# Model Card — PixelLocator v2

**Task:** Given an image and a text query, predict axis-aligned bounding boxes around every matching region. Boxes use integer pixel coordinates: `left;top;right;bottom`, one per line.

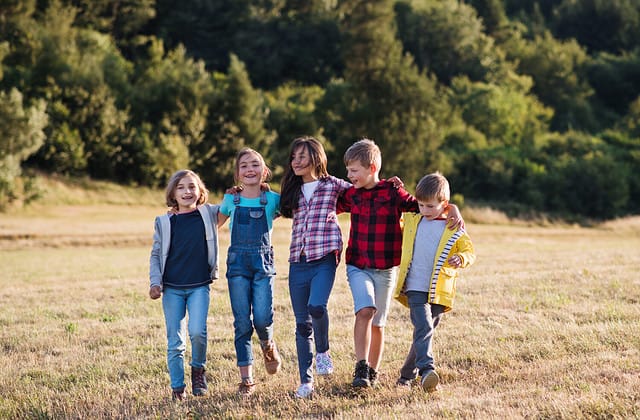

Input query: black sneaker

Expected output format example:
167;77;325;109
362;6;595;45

369;367;379;388
352;360;371;388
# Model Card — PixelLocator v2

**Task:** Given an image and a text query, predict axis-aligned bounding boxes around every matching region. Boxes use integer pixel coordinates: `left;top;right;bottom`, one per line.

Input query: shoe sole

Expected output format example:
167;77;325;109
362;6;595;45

352;379;370;388
421;371;439;392
265;363;281;374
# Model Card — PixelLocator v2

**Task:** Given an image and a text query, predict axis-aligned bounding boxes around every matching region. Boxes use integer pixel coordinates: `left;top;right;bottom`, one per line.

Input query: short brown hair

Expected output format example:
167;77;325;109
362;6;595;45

415;172;450;202
344;138;382;171
165;169;209;208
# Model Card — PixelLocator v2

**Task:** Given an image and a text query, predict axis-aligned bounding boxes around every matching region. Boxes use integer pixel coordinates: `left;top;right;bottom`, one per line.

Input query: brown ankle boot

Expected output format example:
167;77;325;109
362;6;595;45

261;340;282;374
191;366;207;396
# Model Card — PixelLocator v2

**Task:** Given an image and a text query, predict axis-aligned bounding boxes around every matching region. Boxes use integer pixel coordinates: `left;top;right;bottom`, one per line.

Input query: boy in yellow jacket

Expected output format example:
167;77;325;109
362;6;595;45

392;172;475;392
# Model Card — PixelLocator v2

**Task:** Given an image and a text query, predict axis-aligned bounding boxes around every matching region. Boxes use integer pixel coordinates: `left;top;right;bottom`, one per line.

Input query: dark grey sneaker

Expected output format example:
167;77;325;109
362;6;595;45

352;360;371;388
396;376;414;388
172;387;186;401
421;370;439;392
191;366;207;396
369;367;379;388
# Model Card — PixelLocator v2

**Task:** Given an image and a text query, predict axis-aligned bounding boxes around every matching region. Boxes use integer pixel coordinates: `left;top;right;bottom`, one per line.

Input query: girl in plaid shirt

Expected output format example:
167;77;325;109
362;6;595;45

279;136;351;398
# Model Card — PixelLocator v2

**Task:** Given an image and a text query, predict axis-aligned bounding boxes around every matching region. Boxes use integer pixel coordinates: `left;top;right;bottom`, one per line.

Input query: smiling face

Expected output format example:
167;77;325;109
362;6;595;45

173;174;201;212
291;145;316;182
237;150;267;187
346;160;377;189
418;197;448;220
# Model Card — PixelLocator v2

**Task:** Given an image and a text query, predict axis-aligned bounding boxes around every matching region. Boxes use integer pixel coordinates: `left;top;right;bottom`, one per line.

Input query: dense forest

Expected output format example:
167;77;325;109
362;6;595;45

1;0;639;219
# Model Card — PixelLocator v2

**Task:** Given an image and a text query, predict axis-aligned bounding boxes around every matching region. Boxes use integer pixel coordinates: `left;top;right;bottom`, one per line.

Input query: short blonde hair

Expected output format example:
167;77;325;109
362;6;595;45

165;169;209;208
344;138;382;171
415;172;450;202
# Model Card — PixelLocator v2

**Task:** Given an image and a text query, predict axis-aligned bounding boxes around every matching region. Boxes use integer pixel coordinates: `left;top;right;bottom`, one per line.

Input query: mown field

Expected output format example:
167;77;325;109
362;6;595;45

1;180;639;419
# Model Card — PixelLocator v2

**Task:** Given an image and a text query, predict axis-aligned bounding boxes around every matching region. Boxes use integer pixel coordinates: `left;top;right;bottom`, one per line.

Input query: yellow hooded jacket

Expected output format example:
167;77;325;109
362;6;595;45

393;213;476;312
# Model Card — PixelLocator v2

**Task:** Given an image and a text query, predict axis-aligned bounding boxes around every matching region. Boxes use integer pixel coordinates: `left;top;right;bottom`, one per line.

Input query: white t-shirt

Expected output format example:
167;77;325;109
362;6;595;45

302;180;320;202
404;219;447;293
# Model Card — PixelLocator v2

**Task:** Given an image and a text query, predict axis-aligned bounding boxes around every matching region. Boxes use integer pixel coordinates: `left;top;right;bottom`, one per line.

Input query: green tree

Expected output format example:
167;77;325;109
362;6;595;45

585;50;640;119
395;0;513;85
540;132;631;219
0;88;48;205
464;0;508;34
195;54;272;189
553;0;640;53
499;28;597;132
318;0;449;185
130;39;212;185
450;75;553;149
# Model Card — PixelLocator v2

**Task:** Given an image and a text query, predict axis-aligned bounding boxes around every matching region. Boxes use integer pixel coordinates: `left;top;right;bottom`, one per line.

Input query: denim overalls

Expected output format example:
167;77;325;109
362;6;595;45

226;192;276;367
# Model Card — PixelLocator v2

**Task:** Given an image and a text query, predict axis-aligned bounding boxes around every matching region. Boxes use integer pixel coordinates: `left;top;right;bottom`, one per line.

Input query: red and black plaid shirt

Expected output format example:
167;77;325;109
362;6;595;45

337;181;418;269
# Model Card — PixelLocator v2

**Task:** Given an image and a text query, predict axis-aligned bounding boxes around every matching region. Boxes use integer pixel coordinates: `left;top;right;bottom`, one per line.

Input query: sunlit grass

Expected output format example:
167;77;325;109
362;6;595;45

1;178;639;418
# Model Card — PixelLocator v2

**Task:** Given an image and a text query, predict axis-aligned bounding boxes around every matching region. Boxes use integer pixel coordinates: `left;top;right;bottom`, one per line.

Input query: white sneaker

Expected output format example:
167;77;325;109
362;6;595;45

315;351;334;375
295;382;314;398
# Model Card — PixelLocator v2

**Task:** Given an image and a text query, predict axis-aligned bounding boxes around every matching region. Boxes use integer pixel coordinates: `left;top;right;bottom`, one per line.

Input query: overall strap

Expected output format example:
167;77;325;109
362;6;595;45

259;191;267;206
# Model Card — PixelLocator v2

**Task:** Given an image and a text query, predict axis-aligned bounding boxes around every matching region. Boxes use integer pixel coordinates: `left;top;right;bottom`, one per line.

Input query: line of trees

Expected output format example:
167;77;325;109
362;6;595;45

1;0;639;219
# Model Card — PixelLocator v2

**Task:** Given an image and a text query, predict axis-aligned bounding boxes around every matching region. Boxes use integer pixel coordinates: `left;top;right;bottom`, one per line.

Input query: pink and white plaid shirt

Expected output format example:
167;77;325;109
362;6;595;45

288;175;352;263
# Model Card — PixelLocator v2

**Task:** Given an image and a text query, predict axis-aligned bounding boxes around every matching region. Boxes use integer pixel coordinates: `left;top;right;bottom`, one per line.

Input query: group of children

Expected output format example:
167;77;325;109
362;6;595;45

148;137;476;400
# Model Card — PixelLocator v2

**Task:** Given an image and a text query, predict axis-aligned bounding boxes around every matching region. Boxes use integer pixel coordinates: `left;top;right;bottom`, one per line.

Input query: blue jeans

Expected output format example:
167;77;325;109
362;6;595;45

162;285;210;390
401;292;446;379
289;253;337;384
227;249;275;366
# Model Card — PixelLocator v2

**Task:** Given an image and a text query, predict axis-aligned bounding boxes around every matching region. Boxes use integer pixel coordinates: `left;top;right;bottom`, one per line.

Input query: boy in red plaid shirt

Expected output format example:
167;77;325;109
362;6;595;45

337;138;462;388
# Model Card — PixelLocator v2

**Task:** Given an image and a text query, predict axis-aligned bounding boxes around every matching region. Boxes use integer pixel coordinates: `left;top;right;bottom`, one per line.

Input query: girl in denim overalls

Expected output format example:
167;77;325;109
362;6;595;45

218;148;281;396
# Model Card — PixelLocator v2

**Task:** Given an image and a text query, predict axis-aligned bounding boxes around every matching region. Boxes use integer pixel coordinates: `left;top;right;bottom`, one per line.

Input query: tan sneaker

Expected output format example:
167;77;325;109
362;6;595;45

237;378;256;396
261;340;282;374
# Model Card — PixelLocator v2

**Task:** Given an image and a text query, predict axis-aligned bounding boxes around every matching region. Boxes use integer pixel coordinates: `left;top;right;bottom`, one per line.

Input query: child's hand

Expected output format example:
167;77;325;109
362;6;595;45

149;285;162;300
447;255;462;268
225;185;242;194
446;204;465;230
387;176;404;189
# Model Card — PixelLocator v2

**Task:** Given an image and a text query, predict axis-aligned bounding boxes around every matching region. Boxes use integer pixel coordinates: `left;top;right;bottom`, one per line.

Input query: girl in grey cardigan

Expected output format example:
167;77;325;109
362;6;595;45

149;169;221;401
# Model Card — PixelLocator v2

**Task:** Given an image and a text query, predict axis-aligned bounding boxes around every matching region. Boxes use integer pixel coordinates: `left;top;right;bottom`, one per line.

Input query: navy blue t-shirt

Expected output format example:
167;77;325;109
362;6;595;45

163;210;211;289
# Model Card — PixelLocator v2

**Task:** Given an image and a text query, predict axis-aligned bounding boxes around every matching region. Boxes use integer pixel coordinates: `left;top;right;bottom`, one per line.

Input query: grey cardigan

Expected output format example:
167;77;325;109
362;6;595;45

149;204;220;289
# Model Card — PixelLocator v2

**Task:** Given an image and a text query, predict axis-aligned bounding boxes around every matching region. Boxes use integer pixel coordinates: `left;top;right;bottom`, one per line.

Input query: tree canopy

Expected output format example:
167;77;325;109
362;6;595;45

1;0;639;219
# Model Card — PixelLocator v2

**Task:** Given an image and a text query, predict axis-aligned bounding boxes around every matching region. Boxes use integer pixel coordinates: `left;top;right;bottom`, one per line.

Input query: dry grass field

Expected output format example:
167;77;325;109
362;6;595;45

1;179;639;419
